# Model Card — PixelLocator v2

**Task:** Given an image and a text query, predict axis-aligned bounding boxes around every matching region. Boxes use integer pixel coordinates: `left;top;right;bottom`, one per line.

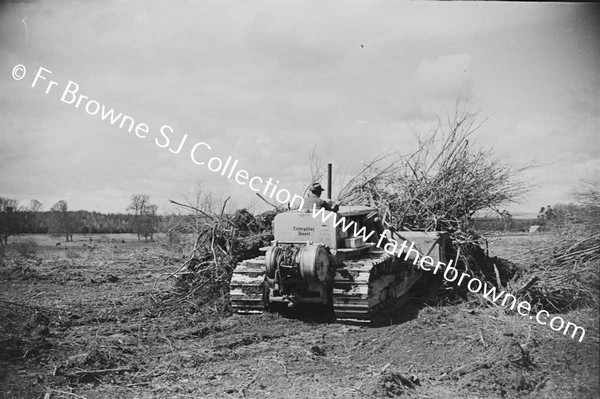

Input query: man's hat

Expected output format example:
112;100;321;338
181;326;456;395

310;183;324;193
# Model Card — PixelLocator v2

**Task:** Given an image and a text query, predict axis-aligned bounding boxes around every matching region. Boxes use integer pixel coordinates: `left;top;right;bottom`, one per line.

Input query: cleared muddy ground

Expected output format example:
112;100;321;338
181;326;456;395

1;234;598;398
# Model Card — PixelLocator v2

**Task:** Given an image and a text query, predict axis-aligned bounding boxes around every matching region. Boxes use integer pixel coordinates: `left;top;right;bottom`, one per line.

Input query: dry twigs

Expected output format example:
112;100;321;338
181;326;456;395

337;103;529;235
514;178;600;312
336;102;528;292
166;197;276;315
516;232;599;312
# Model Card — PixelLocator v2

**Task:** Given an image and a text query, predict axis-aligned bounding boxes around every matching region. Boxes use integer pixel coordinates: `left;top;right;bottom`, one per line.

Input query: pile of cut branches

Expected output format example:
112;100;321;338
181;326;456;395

516;233;600;311
516;179;600;312
336;102;529;291
338;104;528;234
164;199;275;316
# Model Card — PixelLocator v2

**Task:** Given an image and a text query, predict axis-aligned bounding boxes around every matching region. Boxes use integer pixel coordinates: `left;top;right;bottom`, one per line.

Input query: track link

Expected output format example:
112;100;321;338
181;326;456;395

230;256;266;313
332;250;420;320
232;249;423;320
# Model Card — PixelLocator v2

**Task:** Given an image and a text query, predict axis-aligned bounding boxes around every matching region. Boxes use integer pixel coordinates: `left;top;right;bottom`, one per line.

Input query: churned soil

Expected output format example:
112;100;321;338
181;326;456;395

1;234;598;398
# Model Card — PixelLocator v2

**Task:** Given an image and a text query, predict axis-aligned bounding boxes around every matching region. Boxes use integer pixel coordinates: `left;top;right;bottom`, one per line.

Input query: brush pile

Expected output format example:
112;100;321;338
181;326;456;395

517;234;599;311
334;102;599;311
165;199;275;316
515;180;600;312
336;103;528;293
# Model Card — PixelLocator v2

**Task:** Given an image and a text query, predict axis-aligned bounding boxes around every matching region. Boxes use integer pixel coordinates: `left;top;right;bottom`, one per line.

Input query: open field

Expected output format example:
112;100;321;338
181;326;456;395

1;233;598;399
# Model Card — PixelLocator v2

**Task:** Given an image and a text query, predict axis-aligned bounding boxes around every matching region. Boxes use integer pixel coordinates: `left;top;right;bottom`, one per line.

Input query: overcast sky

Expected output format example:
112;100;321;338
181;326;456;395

1;1;598;215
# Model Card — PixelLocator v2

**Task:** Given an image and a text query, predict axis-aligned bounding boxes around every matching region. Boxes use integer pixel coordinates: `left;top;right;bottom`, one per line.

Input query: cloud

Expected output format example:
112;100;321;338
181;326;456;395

569;85;600;118
570;100;600;118
245;11;345;70
414;54;474;97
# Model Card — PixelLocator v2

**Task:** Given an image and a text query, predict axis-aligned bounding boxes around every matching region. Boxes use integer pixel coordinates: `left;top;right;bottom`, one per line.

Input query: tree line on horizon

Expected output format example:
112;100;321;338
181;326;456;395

2;194;595;245
0;195;161;244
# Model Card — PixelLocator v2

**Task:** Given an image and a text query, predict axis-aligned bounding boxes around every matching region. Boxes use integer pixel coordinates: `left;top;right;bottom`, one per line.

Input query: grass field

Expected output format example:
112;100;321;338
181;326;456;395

1;233;598;398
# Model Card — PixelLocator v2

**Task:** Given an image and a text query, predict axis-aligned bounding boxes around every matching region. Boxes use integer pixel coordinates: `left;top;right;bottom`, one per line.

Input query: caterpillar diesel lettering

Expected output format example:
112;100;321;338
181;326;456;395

230;165;447;321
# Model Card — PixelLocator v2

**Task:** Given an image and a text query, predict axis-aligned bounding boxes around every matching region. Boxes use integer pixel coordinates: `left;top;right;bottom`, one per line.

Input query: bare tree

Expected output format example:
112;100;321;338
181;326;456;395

128;194;148;241
500;209;512;233
0;197;21;245
128;194;158;241
29;199;43;212
141;204;158;241
572;176;600;233
573;176;600;208
183;182;226;233
50;200;75;242
160;182;236;253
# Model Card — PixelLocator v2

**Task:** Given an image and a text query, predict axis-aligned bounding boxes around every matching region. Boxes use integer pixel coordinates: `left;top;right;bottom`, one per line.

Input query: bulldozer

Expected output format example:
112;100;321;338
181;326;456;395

230;166;447;321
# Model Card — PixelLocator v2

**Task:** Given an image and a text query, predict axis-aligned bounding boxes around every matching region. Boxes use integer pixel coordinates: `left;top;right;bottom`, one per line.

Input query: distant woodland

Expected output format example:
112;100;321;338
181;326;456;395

0;195;160;243
1;209;142;236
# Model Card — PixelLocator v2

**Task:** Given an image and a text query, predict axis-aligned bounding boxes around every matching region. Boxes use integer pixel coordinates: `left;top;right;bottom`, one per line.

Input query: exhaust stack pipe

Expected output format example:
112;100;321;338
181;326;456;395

327;163;332;200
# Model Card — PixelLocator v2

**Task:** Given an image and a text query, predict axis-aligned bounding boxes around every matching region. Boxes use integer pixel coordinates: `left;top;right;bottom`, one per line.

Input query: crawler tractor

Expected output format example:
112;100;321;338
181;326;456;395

230;179;447;320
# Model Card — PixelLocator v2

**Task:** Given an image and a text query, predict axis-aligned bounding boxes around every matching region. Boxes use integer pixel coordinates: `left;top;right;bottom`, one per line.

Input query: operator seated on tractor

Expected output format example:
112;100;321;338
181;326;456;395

300;182;386;245
301;182;340;213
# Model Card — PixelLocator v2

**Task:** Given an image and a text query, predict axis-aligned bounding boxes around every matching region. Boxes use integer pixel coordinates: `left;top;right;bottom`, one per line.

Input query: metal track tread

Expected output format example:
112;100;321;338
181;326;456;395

332;250;419;321
230;256;267;313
